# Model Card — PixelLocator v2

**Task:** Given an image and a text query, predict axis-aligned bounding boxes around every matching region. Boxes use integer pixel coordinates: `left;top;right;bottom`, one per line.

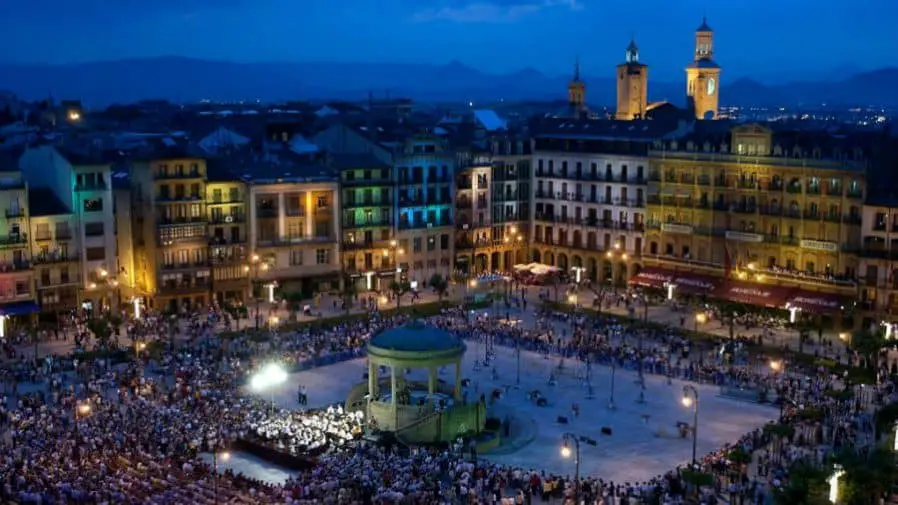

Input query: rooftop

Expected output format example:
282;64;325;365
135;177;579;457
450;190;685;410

328;152;390;170
369;322;463;353
534;118;679;141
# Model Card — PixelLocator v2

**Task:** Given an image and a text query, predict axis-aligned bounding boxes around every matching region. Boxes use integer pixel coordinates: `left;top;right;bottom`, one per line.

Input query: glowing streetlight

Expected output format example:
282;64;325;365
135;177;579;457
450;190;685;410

769;360;783;372
828;465;843;503
560;433;580;504
250;363;288;413
694;312;707;332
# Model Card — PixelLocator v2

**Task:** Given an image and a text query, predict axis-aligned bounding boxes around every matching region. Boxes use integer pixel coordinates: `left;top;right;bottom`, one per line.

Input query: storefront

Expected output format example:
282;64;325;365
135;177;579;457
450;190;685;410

786;290;851;315
712;280;793;308
629;267;674;290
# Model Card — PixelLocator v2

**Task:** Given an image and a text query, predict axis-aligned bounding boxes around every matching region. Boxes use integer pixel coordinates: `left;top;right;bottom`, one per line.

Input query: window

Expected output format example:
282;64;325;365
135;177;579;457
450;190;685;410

316;249;329;264
83;198;103;212
35;223;50;240
440;234;449;250
86;247;105;261
212;189;222;203
290;249;304;266
85;222;104;236
427;236;435;252
15;281;28;296
317;195;329;208
190;204;202;218
413;237;422;253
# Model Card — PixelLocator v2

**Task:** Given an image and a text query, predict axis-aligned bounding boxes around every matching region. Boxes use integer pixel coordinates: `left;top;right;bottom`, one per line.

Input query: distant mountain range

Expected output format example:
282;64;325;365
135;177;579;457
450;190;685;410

1;57;897;108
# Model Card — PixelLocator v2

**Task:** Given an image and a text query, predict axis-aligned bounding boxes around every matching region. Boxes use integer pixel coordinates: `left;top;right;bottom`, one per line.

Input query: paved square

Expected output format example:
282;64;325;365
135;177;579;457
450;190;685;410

251;342;777;483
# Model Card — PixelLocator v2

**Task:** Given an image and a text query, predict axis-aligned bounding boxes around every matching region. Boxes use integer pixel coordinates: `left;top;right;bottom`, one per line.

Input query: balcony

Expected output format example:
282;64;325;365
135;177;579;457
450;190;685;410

157;217;207;226
398;197;425;207
208;235;246;246
345;199;389;209
769;180;784;191
34;233;52;242
211;254;247;266
33;253;78;265
210;214;245;224
341;240;391;251
397;218;452;230
256;235;334;247
155;170;202;180
5;208;25;219
826;186;843;197
343;219;392;228
208;197;243;206
785;184;802;194
257;208;279;218
0;260;31;272
806;185;821;195
735;180;759;190
156;193;202;203
161;261;211;271
0;233;28;248
803;209;820;220
159;280;211;294
56;230;73;240
847;187;863;199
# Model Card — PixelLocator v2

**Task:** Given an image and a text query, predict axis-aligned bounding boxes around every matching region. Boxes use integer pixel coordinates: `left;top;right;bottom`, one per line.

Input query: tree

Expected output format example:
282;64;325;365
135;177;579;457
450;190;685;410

773;460;831;505
341;274;356;314
284;292;304;321
87;317;114;349
389;281;411;309
429;274;449;305
835;447;898;505
850;328;885;370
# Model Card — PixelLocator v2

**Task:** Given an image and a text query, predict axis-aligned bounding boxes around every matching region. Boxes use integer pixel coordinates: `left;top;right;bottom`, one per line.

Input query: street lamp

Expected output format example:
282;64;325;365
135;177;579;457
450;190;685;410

694;312;707;333
212;448;231;505
244;255;270;330
74;402;91;439
250;362;288;413
560;433;581;504
681;385;699;467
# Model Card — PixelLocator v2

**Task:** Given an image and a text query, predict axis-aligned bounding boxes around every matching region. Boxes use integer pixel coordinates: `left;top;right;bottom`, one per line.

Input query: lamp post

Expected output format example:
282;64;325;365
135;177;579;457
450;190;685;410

74;402;91;436
608;358;617;410
250;362;288;414
560;433;581;504
212;448;231;505
383;240;404;284
604;242;629;288
681;385;699;467
244;254;270;331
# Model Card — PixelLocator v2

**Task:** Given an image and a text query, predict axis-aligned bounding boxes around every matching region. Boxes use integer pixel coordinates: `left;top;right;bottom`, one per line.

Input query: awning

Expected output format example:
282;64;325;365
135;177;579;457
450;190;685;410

673;272;721;295
712;281;792;308
629;267;675;289
787;290;850;314
0;301;39;316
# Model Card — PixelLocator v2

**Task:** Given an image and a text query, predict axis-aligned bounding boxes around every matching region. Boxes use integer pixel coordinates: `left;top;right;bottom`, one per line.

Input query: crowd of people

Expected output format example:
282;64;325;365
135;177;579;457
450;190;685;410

0;294;889;504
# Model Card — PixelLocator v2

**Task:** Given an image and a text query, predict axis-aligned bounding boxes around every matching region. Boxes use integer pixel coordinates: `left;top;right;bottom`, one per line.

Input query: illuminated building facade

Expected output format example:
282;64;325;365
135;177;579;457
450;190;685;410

205;164;249;304
645;123;866;317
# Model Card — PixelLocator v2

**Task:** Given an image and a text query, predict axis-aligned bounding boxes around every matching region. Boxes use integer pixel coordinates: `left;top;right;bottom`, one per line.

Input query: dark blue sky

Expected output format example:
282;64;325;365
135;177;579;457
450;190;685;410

1;0;895;82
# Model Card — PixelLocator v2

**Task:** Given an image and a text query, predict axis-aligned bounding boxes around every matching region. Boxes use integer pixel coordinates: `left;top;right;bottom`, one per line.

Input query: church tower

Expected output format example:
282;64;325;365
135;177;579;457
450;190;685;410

567;58;587;117
685;16;721;119
615;39;648;120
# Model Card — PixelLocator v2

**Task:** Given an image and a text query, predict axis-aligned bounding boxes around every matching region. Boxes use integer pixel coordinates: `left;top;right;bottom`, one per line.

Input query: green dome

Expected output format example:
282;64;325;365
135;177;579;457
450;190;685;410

369;322;462;353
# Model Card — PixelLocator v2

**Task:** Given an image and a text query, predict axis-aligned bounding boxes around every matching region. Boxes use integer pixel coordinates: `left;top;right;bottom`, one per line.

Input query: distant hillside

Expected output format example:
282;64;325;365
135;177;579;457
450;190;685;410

1;57;896;107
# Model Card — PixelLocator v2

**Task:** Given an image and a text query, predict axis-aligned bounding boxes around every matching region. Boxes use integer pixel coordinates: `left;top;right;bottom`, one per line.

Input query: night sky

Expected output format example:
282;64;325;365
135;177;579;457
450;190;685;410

1;0;895;81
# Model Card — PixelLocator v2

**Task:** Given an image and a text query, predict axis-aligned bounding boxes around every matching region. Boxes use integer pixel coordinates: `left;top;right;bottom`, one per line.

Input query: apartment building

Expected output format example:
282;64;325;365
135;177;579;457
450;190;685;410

206;162;249;304
394;131;455;284
857;198;898;328
489;135;532;267
20;145;120;313
645;123;865;318
248;164;341;297
0;152;37;322
130;149;211;313
531;119;672;286
29;187;79;314
333;153;396;292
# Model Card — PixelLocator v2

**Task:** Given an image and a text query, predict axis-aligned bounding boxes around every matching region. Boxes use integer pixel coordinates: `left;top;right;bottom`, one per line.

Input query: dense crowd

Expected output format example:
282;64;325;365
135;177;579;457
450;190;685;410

0;297;887;504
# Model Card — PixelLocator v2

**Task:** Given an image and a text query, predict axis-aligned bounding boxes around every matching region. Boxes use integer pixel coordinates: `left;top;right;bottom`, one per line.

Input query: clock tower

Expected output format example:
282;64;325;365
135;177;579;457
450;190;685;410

615;39;648;120
685;16;721;119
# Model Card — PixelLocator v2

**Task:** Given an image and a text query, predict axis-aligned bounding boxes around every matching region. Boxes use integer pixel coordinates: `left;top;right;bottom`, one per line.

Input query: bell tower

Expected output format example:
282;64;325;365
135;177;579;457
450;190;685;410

615;39;648;120
685;16;721;119
568;58;586;116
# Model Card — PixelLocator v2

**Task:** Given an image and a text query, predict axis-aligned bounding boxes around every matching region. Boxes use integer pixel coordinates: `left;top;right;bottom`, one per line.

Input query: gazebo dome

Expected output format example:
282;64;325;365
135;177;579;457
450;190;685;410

369;321;463;353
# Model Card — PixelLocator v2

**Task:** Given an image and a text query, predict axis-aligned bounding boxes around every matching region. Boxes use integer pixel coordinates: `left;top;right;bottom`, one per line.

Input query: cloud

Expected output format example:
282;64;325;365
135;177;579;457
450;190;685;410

412;0;582;24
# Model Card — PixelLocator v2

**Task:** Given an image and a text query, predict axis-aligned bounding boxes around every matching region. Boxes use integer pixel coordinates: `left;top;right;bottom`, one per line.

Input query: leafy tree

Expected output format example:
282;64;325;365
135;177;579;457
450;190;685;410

835;447;898;505
429;273;449;304
851;328;885;369
389;281;411;309
87;317;114;348
773;460;831;505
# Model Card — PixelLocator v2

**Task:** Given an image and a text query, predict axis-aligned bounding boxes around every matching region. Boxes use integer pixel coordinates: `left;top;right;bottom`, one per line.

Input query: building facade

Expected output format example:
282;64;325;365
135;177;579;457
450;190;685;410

531;120;667;285
249;176;341;297
30;188;80;315
334;153;397;292
0;155;36;323
206;171;249;304
645;124;864;316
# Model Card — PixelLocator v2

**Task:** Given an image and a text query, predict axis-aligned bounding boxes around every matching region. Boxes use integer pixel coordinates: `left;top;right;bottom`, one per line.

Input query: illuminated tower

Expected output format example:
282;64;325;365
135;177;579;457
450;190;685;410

615;39;648;120
685;16;721;119
568;58;587;116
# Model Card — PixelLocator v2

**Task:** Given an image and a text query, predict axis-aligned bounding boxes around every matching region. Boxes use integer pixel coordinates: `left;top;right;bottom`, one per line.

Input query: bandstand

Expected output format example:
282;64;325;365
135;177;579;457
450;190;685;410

345;321;485;443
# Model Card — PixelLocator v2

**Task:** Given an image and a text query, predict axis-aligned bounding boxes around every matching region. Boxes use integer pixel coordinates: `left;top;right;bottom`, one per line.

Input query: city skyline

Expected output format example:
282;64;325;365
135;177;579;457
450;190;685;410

0;0;896;82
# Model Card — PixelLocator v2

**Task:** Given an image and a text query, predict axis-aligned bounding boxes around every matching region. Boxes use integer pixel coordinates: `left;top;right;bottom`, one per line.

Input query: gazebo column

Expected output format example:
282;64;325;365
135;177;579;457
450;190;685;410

390;365;397;405
454;361;462;401
427;366;436;397
368;361;377;399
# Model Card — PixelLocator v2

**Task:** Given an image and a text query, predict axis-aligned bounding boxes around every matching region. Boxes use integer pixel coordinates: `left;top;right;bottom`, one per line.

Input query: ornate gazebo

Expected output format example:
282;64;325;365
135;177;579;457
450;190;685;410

345;321;485;443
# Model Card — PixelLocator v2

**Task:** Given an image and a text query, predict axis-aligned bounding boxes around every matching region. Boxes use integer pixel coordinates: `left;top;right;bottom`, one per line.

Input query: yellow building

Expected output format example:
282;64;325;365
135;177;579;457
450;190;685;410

645;124;865;316
685;17;721;120
615;40;648;120
131;150;211;313
205;164;249;304
0;154;37;325
248;165;341;297
29;188;79;314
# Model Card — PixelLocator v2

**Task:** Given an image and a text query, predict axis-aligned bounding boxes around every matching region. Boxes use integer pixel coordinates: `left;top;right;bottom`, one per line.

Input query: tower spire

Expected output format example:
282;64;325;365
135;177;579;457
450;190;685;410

573;56;581;82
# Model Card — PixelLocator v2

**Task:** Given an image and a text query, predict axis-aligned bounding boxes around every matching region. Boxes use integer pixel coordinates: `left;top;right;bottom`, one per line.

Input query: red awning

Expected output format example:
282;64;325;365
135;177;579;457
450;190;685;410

787;290;849;314
673;272;721;295
713;280;793;308
629;267;674;289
